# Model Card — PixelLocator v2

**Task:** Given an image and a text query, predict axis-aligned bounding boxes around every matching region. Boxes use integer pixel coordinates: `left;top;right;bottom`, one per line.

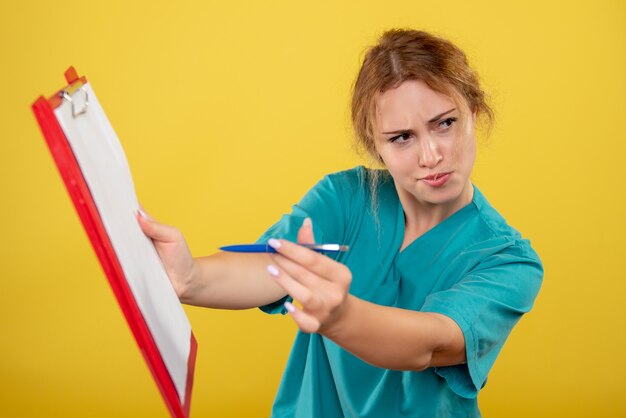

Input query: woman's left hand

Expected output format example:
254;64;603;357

266;218;352;334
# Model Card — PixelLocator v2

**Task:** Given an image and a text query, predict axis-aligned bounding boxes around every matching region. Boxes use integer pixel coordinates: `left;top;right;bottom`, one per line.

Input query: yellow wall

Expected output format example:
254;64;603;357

2;0;625;416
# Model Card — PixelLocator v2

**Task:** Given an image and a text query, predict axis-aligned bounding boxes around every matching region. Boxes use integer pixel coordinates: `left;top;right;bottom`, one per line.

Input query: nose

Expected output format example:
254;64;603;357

417;135;442;168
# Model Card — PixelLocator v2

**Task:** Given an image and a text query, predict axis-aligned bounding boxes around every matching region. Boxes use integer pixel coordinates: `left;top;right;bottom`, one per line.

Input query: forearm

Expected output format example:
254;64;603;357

322;295;466;371
181;252;287;309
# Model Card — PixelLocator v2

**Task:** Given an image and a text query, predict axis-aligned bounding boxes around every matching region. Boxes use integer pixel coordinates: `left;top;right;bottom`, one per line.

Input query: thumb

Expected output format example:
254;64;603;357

297;217;315;245
138;205;153;220
136;210;180;243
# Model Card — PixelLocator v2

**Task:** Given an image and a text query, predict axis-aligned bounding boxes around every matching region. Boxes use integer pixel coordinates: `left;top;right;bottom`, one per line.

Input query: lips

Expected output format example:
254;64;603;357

420;172;452;187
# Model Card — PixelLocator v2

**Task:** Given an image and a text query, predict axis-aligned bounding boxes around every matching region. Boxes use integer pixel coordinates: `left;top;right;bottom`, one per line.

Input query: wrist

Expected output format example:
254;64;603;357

320;294;357;340
178;257;199;304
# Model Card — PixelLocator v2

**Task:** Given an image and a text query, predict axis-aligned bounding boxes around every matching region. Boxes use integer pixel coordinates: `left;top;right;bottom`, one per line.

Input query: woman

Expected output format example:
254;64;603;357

138;29;543;417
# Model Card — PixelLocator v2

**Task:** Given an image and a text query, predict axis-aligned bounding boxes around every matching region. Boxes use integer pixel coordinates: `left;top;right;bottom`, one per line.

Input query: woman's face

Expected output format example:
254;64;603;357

373;79;476;209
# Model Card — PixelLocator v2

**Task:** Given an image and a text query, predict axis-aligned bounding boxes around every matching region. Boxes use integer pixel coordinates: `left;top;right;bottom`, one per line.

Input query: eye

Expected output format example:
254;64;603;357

389;132;411;143
436;117;457;131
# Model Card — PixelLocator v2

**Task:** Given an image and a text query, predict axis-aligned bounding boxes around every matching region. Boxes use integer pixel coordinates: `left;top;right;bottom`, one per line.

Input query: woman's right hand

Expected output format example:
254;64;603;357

136;208;196;300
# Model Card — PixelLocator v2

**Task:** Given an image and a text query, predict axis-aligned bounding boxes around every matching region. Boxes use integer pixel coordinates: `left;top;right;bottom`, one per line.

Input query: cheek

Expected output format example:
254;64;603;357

462;136;477;163
447;134;476;167
382;150;412;174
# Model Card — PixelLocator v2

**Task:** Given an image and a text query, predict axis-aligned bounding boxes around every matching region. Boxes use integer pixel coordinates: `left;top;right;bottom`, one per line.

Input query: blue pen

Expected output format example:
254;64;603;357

219;244;349;253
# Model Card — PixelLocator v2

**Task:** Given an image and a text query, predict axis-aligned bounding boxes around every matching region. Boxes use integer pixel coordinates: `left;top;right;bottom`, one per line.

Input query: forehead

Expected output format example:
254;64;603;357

374;80;457;130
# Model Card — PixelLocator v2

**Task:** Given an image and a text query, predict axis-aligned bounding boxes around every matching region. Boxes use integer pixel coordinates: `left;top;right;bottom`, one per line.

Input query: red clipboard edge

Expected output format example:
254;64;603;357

32;77;197;417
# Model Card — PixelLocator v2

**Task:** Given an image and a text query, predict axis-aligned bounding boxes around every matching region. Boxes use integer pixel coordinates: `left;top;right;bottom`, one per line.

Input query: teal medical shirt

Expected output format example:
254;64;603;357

257;166;543;418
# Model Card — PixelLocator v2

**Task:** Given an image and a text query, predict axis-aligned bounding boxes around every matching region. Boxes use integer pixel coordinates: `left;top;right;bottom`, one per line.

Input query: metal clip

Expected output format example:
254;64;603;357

60;86;89;117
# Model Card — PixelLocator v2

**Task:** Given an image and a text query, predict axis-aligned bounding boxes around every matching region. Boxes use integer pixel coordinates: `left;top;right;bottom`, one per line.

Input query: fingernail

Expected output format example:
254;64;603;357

303;217;312;228
267;265;280;277
268;238;281;249
284;301;296;313
138;208;148;219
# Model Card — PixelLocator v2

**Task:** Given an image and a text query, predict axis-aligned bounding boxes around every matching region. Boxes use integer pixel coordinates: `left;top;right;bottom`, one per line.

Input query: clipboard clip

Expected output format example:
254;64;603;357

60;86;89;117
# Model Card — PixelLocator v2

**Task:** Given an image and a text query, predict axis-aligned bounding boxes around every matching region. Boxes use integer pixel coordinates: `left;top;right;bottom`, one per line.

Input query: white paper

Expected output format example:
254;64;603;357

54;83;191;402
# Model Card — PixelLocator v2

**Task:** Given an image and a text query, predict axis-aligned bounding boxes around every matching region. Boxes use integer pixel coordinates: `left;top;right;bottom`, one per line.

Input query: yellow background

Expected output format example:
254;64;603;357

2;0;625;416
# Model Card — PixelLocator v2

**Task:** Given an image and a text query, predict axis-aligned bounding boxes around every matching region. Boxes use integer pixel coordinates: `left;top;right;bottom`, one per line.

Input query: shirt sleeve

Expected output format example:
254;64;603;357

256;171;350;314
420;239;544;399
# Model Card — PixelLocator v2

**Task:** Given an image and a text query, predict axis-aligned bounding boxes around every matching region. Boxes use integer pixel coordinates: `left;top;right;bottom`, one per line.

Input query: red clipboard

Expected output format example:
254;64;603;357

32;67;197;418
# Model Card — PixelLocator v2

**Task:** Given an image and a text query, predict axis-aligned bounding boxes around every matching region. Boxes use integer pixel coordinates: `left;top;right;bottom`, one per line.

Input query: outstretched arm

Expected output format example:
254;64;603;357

267;219;466;371
319;296;465;371
137;210;287;309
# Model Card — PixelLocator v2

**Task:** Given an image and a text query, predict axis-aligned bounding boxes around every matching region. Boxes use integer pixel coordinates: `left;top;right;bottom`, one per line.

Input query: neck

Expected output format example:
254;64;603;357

398;180;474;244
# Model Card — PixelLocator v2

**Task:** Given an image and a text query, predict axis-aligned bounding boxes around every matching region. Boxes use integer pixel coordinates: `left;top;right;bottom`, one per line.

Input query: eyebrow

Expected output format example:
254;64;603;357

380;108;457;134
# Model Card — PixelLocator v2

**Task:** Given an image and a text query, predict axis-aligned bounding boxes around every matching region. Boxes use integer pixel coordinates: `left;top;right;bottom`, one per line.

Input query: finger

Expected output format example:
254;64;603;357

138;204;153;220
136;211;180;243
297;217;315;245
271;253;322;290
284;301;321;334
268;238;350;284
266;264;316;307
